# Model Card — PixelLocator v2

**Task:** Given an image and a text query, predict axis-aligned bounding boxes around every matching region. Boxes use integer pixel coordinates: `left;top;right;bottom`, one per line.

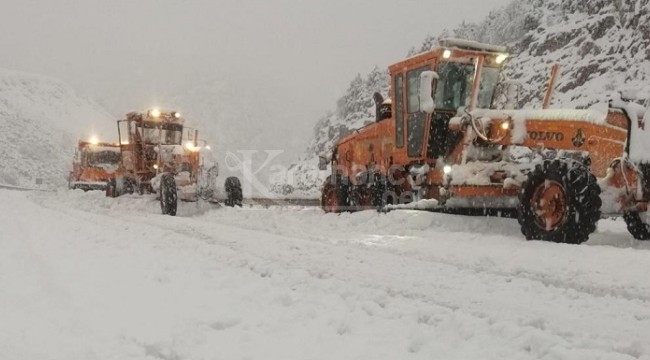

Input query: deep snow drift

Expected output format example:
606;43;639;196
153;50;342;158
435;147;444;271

0;68;114;188
1;188;650;360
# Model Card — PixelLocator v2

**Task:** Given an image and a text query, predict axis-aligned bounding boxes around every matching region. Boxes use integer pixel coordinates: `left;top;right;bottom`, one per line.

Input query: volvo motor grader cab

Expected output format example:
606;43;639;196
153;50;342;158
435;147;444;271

321;38;650;244
68;139;120;191
106;109;242;215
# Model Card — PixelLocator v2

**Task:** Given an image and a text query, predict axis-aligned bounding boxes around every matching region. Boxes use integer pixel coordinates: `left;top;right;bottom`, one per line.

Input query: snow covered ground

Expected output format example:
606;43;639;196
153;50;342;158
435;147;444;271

2;188;650;360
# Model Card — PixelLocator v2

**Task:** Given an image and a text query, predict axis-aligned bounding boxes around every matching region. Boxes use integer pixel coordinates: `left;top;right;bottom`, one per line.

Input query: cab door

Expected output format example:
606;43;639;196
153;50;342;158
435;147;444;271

405;66;431;159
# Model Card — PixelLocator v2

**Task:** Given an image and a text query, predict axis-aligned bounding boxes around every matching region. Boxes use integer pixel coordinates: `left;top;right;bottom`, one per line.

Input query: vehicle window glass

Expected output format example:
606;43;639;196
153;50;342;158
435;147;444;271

477;67;500;109
434;62;475;110
406;67;429;113
86;151;121;165
162;129;182;145
143;128;160;144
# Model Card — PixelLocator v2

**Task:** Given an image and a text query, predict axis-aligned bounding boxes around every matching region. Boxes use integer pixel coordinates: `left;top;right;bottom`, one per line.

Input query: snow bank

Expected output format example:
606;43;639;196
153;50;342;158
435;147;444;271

0;68;113;187
2;189;650;359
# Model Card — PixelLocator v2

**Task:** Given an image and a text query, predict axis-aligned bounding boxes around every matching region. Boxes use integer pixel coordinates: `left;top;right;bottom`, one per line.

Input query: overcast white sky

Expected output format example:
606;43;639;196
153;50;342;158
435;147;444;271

0;0;512;156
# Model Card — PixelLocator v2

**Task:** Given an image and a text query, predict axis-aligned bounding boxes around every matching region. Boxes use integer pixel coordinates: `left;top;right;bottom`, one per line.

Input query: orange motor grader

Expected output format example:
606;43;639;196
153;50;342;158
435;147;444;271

68;139;121;191
321;38;650;244
106;109;243;215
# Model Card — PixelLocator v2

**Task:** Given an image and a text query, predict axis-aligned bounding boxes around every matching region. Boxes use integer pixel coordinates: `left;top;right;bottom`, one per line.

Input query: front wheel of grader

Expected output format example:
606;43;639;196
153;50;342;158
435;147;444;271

517;159;601;244
160;173;178;216
623;212;650;240
321;175;351;213
224;176;243;207
622;164;650;240
105;178;117;198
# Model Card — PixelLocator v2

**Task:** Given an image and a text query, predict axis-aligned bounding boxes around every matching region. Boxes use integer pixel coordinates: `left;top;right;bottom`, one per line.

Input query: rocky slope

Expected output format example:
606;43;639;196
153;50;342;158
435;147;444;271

0;68;114;188
269;67;389;197
275;0;650;197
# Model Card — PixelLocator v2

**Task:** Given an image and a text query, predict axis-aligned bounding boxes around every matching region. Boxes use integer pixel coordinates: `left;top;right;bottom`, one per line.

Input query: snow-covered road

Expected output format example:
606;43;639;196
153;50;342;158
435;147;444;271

1;189;650;360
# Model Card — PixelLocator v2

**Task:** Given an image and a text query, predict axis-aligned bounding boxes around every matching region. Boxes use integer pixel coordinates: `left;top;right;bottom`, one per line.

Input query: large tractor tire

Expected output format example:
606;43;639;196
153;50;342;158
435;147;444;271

349;185;371;211
623;164;650;240
349;172;375;211
321;174;351;213
369;173;395;209
106;178;117;198
623;212;650;240
160;174;178;216
67;172;75;190
517;159;601;244
224;176;243;207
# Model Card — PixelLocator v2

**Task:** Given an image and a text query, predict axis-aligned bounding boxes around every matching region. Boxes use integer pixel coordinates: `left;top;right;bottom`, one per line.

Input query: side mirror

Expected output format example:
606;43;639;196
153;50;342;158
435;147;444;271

419;71;438;114
318;156;328;171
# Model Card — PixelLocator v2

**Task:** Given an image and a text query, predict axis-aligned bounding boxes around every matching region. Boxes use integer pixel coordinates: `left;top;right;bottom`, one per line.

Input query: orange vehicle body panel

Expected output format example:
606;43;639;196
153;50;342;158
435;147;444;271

337;120;395;182
70;141;121;190
475;118;627;178
447;185;520;198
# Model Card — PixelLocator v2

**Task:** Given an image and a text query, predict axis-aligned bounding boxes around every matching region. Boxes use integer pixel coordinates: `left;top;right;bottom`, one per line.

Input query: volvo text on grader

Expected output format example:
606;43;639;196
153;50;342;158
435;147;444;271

321;38;650;244
105;109;243;215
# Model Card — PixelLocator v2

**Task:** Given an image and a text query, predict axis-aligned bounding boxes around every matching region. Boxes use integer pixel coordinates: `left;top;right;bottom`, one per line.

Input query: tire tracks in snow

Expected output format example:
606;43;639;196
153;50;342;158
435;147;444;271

34;193;650;304
32;193;650;358
203;209;650;305
121;211;650;359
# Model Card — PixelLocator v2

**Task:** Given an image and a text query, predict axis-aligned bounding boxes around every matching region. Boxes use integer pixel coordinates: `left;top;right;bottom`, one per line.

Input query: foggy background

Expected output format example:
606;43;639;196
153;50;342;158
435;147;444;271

0;0;511;167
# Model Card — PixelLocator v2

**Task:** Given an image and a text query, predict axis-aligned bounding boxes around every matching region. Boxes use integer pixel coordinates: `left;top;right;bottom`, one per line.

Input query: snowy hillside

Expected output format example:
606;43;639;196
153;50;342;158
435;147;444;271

270;67;389;197
0;68;114;187
423;0;650;107
275;0;650;197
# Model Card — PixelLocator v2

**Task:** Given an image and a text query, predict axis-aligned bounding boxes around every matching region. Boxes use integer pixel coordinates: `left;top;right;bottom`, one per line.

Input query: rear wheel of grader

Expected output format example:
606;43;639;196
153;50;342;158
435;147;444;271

160;173;178;216
517;159;601;244
224;176;243;207
321;175;351;213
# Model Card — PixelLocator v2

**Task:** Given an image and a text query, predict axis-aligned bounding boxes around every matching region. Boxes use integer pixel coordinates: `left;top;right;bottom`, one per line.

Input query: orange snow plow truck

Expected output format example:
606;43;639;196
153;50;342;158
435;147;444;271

68;140;120;191
321;38;650;244
105;109;243;215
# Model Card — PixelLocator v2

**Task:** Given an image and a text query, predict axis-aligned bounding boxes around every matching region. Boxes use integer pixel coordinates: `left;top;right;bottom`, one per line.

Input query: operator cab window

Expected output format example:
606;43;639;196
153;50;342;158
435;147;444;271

435;62;474;110
85;151;121;166
477;67;500;108
406;67;429;113
435;62;500;110
406;66;430;157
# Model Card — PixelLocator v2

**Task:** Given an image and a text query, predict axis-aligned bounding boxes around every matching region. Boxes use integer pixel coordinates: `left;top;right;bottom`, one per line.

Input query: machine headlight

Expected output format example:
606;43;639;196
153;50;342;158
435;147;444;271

443;165;452;174
174;112;181;118
496;53;508;64
89;136;99;145
185;141;200;152
443;49;452;59
150;108;161;118
153;164;159;170
501;122;510;130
